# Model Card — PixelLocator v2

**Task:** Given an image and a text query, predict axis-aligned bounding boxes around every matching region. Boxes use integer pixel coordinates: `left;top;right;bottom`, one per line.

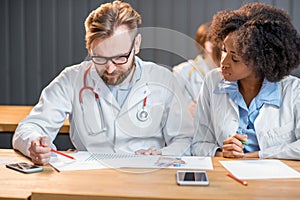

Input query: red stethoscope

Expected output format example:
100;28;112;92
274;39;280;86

80;64;149;125
79;64;98;103
79;64;107;135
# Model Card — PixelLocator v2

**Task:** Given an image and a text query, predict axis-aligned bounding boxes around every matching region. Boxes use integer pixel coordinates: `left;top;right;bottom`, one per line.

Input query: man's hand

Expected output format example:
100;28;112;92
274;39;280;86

135;146;162;155
28;136;51;165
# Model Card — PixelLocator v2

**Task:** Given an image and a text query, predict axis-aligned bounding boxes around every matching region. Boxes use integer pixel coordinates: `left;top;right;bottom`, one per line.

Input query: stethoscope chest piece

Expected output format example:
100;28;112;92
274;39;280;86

136;108;149;122
136;96;149;122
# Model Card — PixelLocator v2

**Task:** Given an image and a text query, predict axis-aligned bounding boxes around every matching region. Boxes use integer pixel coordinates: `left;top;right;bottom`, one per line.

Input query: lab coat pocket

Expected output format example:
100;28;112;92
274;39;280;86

265;122;295;147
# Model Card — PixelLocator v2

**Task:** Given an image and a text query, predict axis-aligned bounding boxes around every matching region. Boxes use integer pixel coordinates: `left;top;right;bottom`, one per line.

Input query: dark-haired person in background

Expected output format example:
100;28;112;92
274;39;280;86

192;2;300;159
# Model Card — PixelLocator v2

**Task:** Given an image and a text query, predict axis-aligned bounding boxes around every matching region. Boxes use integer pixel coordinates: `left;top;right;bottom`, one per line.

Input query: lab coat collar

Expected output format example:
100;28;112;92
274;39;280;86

88;57;150;113
214;80;242;113
107;59;142;107
118;57;151;117
214;80;242;104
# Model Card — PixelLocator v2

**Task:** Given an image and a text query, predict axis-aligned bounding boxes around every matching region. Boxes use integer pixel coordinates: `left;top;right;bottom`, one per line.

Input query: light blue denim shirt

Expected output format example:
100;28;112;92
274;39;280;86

108;56;142;107
215;79;281;153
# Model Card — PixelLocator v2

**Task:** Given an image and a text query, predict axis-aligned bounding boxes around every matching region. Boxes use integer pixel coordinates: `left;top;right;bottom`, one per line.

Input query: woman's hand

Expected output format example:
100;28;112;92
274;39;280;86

28;136;51;165
222;134;248;158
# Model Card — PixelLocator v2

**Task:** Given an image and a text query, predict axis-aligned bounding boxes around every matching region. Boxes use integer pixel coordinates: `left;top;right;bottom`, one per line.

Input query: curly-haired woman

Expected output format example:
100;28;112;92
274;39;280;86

191;2;300;159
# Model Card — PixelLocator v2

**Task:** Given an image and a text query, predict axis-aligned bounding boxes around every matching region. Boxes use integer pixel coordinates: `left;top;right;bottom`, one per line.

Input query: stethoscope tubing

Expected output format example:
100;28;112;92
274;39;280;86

80;64;149;135
80;64;107;135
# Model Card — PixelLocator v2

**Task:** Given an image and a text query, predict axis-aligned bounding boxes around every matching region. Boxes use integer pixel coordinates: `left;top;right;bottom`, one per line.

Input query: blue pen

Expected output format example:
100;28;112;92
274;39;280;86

173;163;181;167
173;158;182;167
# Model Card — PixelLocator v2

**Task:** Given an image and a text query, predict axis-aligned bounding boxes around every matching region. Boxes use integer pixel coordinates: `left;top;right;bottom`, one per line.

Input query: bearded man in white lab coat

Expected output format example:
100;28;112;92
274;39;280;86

13;1;194;165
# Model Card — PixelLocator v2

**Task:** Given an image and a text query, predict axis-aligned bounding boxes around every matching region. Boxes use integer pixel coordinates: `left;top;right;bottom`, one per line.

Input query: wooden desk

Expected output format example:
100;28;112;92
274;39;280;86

0;106;69;133
31;160;300;200
1;150;299;200
0;149;55;200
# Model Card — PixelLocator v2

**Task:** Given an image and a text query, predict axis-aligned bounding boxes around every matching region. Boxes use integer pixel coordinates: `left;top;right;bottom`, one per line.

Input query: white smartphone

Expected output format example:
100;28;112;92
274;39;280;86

6;162;43;174
176;170;209;186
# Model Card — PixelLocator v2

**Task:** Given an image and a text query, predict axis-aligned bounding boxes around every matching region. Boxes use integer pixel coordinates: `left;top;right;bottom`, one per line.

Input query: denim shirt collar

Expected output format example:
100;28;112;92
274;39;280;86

214;79;281;108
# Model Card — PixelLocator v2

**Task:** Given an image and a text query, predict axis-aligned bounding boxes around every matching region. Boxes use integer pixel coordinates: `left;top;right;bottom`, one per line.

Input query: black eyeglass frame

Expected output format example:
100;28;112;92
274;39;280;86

90;35;137;65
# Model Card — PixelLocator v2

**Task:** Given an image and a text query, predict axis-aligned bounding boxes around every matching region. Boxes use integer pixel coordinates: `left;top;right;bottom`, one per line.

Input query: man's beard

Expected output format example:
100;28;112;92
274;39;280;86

101;60;135;86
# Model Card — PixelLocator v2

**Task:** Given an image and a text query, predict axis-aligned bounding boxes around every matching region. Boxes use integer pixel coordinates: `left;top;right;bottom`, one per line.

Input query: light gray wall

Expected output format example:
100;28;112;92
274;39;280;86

1;0;300;105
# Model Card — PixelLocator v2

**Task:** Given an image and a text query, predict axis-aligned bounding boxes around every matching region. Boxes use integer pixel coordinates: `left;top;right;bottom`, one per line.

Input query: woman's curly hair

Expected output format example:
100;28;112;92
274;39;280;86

209;2;300;82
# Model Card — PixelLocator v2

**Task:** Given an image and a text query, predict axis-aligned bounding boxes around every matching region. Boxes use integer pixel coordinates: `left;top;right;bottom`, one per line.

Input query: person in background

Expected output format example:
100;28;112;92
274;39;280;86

191;2;300;160
173;22;221;117
13;0;193;165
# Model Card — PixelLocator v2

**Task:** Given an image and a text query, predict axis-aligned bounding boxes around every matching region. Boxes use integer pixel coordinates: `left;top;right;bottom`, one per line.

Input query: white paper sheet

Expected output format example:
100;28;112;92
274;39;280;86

219;160;300;179
50;151;213;171
0;158;12;164
49;151;107;171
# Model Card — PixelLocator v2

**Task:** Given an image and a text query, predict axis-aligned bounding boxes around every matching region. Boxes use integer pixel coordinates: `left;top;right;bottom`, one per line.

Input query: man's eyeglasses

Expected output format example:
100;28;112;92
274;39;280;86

90;36;136;65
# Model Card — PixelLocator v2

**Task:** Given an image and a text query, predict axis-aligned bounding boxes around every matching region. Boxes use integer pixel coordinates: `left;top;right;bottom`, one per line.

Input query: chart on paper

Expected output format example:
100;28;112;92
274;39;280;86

49;151;213;171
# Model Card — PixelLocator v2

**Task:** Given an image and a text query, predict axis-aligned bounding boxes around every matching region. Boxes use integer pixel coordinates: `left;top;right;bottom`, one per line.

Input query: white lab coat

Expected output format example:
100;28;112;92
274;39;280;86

191;68;300;160
173;55;212;102
13;57;194;156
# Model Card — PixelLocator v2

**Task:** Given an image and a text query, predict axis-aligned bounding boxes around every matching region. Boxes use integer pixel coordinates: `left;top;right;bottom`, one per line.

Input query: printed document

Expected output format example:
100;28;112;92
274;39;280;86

50;151;213;171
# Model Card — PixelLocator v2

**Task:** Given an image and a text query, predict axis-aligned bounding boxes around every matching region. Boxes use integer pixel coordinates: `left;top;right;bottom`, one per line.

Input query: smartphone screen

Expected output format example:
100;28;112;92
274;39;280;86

177;170;209;185
6;162;43;174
